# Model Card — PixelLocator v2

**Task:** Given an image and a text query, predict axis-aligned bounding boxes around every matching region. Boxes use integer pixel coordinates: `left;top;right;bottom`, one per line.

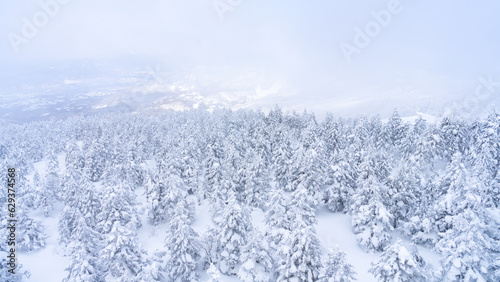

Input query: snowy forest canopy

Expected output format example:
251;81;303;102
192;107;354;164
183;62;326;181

1;107;499;281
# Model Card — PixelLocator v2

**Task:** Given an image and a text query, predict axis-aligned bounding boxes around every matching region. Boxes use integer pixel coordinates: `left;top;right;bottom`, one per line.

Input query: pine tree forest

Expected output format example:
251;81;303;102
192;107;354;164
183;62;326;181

1;107;499;282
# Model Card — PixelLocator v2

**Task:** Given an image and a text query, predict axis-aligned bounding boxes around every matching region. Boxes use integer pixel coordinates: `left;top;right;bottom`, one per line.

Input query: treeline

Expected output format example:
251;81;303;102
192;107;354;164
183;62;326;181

0;107;498;281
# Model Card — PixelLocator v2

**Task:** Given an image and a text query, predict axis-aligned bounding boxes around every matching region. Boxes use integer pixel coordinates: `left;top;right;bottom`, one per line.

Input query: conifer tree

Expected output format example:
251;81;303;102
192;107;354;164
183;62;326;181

383;109;408;149
97;181;140;235
321;247;357;282
433;152;469;233
386;158;422;228
63;242;100;282
351;175;393;252
277;225;323;281
207;193;251;275
83;142;106;182
99;222;149;281
324;152;356;213
321;113;344;157
240;147;271;208
164;201;201;281
272;132;292;190
369;239;427;282
265;189;294;251
436;175;497;281
148;172;188;225
238;230;274;282
437;208;494;281
39;152;60;216
16;205;46;252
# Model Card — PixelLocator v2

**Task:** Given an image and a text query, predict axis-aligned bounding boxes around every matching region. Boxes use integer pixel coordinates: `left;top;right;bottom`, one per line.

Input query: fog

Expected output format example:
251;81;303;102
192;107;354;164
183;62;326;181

1;0;499;118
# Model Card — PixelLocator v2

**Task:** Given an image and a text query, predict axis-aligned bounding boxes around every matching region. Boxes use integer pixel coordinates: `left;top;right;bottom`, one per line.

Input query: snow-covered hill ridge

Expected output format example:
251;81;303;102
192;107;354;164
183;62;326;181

1;60;498;124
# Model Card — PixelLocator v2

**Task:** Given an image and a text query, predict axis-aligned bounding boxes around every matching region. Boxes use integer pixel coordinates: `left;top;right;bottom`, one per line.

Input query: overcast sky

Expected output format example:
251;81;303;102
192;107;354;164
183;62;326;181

1;0;499;116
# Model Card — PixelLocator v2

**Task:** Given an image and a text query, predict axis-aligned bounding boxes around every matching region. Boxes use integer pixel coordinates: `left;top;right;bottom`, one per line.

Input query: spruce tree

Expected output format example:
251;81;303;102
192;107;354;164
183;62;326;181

351;175;393;252
208;193;251;275
63;242;100;282
323;152;356;213
321;247;356;282
99;222;149;281
277;225;323;281
369;239;427;282
164;201;201;281
238;230;274;282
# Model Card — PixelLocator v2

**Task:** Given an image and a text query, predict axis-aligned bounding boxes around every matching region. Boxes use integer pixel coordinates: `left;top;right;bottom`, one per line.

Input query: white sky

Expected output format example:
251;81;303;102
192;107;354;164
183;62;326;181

1;0;499;116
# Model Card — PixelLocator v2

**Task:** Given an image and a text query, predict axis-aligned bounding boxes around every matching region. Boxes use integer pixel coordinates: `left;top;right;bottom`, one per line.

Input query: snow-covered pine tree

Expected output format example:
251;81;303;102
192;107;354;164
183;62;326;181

402;216;438;247
99;222;149;281
240;147;271;208
286;137;325;210
178;141;201;196
97;180;140;235
148;171;189;226
320;247;356;282
40;151;60;216
207;262;222;282
277;225;323;281
271;131;293;191
19;170;36;209
274;181;323;281
138;250;166;282
383;109;408;149
83;141;106;182
64;141;84;171
433;152;469;233
265;189;294;252
323;151;357;213
290;184;318;228
386;158;422;229
220;141;245;200
369;115;386;150
437;208;495;281
204;135;225;201
238;230;274;282
435;174;497;281
45;150;60;192
32;170;42;204
207;192;251;275
60;160;82;207
351;175;393;252
320;113;344;157
439;117;468;159
400;116;432;167
468;113;499;207
352;116;371;152
164;200;201;282
69;210;102;255
63;242;100;282
369;239;427;282
356;147;391;184
59;175;101;247
16;206;46;252
124;144;145;188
